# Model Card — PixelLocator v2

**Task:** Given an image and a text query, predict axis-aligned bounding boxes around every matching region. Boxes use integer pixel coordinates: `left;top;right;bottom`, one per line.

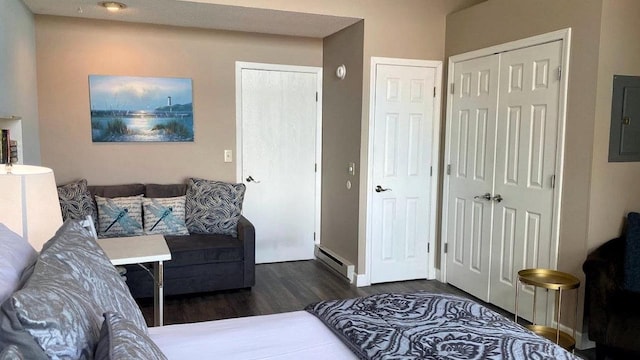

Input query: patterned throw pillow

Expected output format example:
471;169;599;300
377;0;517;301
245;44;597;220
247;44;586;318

94;312;167;360
185;178;246;237
96;195;143;237
0;221;148;360
57;179;98;227
142;197;189;235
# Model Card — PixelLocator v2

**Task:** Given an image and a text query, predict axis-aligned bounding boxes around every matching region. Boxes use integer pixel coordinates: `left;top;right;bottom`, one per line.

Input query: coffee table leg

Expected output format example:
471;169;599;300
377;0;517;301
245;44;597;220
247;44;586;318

154;261;164;326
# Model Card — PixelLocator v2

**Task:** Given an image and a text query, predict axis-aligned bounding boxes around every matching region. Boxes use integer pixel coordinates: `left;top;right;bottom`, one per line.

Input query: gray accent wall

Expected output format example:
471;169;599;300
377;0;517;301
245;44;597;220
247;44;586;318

321;21;364;269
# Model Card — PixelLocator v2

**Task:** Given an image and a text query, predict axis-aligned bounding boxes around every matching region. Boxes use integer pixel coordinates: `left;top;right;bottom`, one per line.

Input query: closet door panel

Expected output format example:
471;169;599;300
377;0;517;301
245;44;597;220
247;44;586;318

489;40;563;318
445;54;499;301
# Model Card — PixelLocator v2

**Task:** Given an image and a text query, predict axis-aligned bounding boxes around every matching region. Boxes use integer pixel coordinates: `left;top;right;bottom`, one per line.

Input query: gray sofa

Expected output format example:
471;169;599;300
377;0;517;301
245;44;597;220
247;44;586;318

87;183;255;298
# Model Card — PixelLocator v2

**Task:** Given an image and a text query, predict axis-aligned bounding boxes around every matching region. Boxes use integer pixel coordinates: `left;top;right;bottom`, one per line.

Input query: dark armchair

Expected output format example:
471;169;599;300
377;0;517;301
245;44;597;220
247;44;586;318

583;236;640;359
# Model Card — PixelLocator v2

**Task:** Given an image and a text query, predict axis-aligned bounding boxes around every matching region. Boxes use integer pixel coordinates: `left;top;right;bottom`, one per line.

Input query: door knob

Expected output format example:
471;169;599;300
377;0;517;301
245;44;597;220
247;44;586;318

474;193;492;201
492;194;503;203
246;176;261;183
375;185;391;193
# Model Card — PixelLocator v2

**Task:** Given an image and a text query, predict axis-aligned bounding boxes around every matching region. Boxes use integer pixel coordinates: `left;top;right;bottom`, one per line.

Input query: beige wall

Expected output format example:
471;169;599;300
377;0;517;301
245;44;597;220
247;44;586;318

588;0;640;251
0;0;40;165
446;0;603;334
184;0;485;273
35;16;322;185
321;21;364;268
36;1;484;274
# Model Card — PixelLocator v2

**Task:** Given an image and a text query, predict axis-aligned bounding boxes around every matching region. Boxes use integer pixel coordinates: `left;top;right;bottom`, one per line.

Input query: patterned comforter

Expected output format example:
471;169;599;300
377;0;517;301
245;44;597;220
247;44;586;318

305;292;580;360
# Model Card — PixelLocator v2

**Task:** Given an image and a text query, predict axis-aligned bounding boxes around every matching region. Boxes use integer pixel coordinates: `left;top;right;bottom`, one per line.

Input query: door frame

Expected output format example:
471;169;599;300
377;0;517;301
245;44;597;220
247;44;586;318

362;57;443;286
235;61;323;246
440;28;571;283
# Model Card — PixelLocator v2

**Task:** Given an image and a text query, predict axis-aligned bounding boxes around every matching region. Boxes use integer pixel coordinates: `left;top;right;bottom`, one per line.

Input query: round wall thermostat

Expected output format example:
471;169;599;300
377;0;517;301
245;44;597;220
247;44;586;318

336;64;346;80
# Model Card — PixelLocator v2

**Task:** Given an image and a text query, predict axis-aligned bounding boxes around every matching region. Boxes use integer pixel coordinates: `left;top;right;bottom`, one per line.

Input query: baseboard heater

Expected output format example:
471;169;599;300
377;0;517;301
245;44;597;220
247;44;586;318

314;245;355;283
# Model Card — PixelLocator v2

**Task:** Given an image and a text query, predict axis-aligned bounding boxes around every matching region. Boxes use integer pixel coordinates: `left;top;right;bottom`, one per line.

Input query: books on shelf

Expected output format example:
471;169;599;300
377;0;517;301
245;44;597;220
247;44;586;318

9;140;18;164
1;129;18;164
1;129;7;164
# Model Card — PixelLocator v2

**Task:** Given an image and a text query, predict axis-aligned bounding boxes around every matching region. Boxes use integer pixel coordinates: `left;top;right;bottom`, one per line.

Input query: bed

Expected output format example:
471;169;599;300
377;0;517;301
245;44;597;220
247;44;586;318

149;311;355;359
0;221;579;359
150;292;580;360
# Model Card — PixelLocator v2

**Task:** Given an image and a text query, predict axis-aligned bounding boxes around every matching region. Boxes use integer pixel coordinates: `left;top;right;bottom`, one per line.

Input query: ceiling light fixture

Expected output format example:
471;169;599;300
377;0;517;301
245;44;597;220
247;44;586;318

99;1;127;12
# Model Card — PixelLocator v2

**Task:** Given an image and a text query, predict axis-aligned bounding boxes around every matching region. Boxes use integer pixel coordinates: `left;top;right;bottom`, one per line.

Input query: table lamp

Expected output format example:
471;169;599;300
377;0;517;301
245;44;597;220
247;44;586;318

0;165;63;251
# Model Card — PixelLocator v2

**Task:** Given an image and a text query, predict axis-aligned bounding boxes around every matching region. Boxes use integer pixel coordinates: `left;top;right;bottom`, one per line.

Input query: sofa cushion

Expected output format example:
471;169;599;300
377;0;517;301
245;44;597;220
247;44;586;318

624;212;640;292
0;224;37;304
0;221;147;360
96;195;144;237
142;197;189;235
185;178;246;237
145;184;187;198
57;178;98;227
165;233;244;266
88;184;145;199
95;312;166;360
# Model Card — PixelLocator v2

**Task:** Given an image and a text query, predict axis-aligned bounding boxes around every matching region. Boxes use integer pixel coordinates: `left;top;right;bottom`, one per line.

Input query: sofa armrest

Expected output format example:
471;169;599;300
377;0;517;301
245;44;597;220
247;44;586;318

582;236;625;342
237;216;255;287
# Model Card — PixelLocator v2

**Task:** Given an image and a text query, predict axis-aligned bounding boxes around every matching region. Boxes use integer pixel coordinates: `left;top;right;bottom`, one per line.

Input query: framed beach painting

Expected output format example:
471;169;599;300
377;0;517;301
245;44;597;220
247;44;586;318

89;75;194;142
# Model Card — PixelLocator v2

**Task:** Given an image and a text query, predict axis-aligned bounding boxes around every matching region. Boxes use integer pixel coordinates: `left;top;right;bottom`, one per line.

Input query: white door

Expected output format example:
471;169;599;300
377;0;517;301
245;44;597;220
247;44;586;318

444;54;500;300
444;41;563;321
489;41;563;317
370;64;436;283
239;67;318;263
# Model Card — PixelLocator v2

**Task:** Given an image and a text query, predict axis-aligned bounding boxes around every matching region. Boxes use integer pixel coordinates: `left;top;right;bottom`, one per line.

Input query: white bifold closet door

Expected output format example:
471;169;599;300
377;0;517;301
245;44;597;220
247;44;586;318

445;40;563;320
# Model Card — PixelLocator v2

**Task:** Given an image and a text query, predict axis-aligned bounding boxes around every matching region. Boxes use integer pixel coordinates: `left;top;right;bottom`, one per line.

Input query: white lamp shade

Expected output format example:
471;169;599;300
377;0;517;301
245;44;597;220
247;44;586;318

0;165;63;251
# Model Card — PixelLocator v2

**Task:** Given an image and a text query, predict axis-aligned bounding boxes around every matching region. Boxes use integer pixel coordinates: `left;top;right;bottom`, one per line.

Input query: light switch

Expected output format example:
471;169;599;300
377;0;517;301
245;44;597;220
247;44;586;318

347;162;356;176
224;150;233;163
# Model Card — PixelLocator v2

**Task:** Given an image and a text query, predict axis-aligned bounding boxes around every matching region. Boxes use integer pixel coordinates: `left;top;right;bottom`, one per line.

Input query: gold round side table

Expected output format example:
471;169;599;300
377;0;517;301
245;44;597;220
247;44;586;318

515;268;580;351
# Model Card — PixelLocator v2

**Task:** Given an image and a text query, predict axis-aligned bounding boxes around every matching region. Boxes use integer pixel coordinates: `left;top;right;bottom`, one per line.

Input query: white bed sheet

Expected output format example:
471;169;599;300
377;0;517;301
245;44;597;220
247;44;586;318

148;311;357;360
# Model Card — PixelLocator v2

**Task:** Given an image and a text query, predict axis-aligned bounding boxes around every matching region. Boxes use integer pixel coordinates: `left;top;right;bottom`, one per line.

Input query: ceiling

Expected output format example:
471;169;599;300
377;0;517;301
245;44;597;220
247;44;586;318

22;0;361;38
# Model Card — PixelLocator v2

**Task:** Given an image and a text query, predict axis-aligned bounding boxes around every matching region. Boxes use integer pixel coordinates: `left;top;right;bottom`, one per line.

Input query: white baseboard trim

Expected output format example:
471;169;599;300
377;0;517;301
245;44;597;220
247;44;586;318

577;334;595;350
550;320;594;350
435;269;443;282
355;273;370;287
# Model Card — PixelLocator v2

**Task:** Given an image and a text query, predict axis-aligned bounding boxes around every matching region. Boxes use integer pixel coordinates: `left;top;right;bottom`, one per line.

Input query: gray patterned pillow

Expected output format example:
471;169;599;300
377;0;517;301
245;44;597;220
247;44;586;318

94;312;167;360
0;221;147;360
0;345;24;360
142;196;189;235
57;179;98;227
185;178;246;237
96;195;143;237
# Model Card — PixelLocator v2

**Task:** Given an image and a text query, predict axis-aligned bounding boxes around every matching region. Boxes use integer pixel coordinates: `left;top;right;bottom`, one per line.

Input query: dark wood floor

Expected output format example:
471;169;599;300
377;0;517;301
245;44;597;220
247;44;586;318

137;260;474;324
137;260;594;359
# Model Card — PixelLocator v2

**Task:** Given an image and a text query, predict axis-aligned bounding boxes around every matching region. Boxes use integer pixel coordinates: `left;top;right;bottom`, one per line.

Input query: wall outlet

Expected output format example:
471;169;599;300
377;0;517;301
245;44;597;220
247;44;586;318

224;150;233;163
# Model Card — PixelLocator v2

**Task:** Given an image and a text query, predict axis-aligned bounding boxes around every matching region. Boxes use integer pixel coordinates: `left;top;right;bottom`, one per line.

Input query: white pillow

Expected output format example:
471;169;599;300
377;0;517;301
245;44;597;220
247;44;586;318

0;223;37;303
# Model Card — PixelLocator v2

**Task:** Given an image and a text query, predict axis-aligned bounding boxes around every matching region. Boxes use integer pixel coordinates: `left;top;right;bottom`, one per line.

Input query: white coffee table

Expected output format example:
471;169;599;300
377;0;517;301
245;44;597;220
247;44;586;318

97;234;171;326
